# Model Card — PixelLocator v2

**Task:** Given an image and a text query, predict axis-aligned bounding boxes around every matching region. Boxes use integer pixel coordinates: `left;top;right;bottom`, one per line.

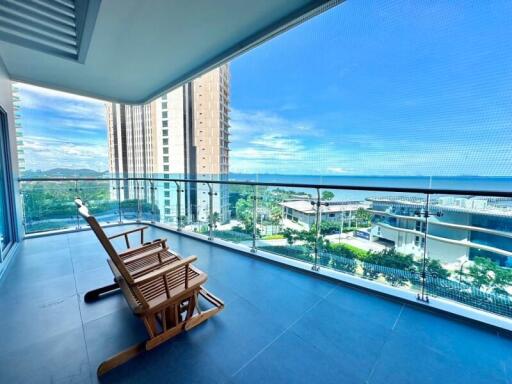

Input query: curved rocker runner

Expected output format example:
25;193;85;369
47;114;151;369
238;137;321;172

75;199;224;376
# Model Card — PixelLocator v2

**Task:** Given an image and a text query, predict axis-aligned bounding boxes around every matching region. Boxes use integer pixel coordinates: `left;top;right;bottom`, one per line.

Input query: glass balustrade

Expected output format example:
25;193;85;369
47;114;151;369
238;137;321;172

20;180;78;233
18;176;512;320
77;179;119;226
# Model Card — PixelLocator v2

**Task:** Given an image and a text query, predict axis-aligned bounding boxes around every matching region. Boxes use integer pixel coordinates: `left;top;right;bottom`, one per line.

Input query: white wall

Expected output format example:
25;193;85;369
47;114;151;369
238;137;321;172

0;56;22;242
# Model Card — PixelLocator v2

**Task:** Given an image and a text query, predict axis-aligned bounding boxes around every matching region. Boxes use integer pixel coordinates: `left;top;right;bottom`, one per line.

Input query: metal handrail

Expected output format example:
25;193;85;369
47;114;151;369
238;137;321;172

18;174;512;322
18;176;512;198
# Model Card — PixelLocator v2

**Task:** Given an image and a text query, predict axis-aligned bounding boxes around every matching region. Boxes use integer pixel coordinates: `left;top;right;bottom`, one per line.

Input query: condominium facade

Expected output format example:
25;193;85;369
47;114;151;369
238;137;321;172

369;196;512;267
107;65;230;224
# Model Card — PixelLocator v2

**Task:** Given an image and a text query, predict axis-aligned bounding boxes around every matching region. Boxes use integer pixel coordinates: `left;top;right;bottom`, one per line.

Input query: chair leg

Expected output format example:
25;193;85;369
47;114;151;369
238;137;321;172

97;315;186;376
84;282;119;303
145;323;185;350
199;287;225;309
97;342;146;376
184;306;222;331
96;287;224;376
184;288;224;331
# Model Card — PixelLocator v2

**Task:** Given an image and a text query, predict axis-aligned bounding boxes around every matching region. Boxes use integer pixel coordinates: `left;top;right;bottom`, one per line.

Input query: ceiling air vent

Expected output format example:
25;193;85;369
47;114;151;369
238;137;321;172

0;0;101;62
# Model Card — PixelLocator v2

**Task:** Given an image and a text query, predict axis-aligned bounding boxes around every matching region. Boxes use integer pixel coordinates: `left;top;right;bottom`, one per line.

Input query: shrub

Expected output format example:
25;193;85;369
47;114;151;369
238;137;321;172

325;243;368;260
261;234;285;240
329;254;357;274
362;249;416;286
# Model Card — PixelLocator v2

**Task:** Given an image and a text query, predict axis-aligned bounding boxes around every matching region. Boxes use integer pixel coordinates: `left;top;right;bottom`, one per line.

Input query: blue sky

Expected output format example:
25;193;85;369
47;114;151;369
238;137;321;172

16;84;108;171
17;1;512;176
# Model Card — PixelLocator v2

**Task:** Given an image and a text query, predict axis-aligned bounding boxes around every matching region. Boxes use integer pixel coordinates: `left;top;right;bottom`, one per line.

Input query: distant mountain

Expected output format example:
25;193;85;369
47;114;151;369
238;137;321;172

23;168;109;178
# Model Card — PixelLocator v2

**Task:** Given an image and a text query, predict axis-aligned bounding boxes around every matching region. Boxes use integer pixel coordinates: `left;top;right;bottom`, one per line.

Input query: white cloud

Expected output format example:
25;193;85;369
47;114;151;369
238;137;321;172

13;82;109;171
14;82;107;127
229;109;352;174
230;108;317;138
228;108;512;176
22;136;108;171
15;82;105;103
327;167;348;174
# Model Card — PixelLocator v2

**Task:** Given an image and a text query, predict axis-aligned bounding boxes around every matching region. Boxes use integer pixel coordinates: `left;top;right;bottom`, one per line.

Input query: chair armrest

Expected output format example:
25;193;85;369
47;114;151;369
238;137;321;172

119;239;168;259
123;246;169;266
108;226;148;248
133;256;197;285
108;226;148;240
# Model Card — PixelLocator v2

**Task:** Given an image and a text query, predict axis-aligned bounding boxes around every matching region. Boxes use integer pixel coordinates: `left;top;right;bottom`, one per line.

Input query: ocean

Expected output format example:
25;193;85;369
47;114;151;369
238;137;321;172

228;174;512;201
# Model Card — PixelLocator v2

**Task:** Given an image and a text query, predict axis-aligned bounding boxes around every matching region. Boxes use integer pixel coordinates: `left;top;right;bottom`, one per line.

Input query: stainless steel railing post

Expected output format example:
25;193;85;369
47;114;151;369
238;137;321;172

175;181;182;230
251;184;258;253
207;183;217;240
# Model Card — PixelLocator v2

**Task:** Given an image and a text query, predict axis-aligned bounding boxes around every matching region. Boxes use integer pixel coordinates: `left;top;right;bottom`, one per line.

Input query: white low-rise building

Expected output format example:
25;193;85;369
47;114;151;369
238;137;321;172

280;200;370;231
369;196;512;267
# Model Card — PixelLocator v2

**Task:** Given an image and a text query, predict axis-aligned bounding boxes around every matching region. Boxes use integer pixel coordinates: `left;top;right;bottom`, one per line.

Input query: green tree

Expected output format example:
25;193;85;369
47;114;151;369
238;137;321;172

420;258;450;279
270;206;283;225
235;196;253;232
363;249;415;286
282;228;327;254
321;191;335;201
467;257;512;294
355;208;372;227
283;228;297;246
211;212;220;229
311;221;340;235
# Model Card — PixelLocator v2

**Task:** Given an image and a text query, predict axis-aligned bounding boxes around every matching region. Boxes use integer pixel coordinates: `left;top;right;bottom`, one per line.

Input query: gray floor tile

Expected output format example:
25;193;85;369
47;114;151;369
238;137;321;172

0;272;77;303
2;227;512;384
233;331;362;384
184;297;286;376
79;290;128;323
0;326;91;384
74;265;115;294
324;284;404;328
290;298;393;382
0;294;82;352
368;332;508;384
83;307;148;375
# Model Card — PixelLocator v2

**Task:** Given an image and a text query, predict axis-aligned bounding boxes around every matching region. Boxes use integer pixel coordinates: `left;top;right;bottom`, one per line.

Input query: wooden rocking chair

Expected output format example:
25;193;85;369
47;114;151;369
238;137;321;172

75;199;224;376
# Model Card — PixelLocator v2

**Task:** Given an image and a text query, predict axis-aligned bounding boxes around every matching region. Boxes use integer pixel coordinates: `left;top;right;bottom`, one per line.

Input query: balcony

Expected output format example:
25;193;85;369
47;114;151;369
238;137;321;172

16;177;512;321
1;223;511;383
0;176;506;380
3;1;511;382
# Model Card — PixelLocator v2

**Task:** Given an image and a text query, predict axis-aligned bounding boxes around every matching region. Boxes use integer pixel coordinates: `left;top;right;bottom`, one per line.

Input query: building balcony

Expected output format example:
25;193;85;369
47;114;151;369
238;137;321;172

12;178;512;316
2;222;512;383
0;1;510;382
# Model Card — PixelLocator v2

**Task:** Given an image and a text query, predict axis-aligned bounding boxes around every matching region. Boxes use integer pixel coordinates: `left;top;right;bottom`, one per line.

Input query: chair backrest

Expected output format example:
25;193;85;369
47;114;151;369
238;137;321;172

74;198;132;280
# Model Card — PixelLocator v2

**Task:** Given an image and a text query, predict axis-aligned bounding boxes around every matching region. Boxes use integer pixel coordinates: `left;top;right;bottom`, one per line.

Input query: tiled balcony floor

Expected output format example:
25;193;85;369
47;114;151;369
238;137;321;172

1;225;511;384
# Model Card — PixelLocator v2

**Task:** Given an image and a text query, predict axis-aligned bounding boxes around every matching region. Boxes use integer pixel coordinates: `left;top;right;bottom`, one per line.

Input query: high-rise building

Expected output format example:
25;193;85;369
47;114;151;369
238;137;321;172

107;65;230;225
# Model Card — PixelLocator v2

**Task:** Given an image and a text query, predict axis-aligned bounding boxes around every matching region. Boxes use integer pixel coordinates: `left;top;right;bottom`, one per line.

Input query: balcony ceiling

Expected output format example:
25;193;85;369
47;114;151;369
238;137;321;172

0;0;340;104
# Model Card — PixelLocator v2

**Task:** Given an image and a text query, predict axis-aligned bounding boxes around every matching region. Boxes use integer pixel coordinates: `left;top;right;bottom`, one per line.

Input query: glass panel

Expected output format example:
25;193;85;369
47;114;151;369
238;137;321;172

141;180;158;223
0;139;9;254
212;183;254;243
316;188;426;296
255;184;317;265
425;193;512;318
20;180;78;233
256;185;285;243
153;180;178;227
77;179;119;226
180;181;209;234
119;180;139;222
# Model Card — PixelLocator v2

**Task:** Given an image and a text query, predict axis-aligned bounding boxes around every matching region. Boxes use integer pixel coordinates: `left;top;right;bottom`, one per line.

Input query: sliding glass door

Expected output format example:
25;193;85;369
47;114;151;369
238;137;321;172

0;108;14;259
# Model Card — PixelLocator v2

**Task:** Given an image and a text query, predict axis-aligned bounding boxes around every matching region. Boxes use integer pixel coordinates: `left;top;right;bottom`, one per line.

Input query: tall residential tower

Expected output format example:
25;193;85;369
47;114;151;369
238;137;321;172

107;65;230;224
